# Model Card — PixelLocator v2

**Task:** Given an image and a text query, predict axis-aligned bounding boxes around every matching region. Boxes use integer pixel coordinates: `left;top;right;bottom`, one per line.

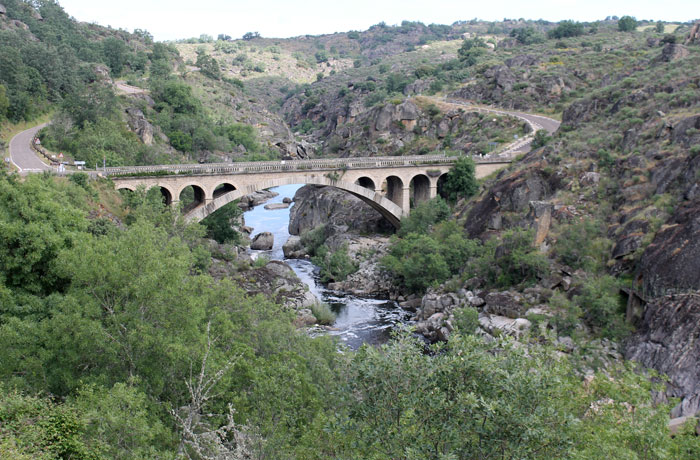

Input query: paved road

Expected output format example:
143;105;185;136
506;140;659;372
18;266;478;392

441;98;561;154
8;123;53;173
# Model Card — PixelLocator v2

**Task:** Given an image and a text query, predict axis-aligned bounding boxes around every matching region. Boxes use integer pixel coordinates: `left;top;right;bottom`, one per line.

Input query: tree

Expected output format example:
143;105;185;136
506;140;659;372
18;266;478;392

655;22;665;33
102;37;128;76
201;201;242;244
510;27;545;45
548;20;584;39
0;84;9;119
195;52;221;80
443;156;478;201
242;31;260;41
458;37;487;66
217;34;232;41
618;16;638;32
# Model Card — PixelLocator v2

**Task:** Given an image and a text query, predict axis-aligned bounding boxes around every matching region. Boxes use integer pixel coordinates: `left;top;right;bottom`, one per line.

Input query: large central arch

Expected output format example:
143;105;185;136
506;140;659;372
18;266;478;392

183;175;407;228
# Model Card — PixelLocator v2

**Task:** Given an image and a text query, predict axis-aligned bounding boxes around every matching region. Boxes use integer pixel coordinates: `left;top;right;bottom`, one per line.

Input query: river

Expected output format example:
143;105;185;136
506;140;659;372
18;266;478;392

243;184;411;349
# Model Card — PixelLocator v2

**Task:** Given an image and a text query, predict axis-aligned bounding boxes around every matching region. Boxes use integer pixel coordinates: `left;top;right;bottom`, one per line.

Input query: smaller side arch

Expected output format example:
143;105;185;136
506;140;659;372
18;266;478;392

409;173;430;208
213;182;237;200
355;176;376;191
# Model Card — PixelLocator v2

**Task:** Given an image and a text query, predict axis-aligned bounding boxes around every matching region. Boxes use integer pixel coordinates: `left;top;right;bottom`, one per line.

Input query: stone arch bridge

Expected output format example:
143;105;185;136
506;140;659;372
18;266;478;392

107;155;511;228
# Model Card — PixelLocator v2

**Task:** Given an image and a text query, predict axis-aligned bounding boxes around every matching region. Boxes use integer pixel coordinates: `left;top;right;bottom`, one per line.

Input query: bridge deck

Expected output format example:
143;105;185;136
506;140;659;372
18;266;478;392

105;154;512;177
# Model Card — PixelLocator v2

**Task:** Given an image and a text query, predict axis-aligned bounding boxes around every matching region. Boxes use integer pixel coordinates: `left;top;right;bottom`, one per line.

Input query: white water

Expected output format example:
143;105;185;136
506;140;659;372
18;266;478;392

244;184;410;349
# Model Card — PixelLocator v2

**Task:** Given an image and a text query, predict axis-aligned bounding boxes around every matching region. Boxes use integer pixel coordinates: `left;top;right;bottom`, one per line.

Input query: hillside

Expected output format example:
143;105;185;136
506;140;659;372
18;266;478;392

2;4;700;458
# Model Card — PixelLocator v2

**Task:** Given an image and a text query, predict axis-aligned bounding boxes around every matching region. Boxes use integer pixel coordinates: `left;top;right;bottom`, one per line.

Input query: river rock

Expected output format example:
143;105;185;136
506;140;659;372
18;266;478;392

483;291;526;318
478;314;531;338
282;235;306;259
282;197;292;204
238;190;279;211
264;202;290;210
250;232;274;250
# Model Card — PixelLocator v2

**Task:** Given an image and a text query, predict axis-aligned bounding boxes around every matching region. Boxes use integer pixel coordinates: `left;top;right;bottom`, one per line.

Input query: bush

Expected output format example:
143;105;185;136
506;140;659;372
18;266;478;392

312;244;358;282
310;302;336;325
201;201;242;244
575;275;630;339
397;197;450;236
548;21;584;39
469;228;549;288
300;224;328;256
532;130;552;148
453;306;479;334
554;219;611;272
442;157;478;202
618;16;638;32
382;233;450;293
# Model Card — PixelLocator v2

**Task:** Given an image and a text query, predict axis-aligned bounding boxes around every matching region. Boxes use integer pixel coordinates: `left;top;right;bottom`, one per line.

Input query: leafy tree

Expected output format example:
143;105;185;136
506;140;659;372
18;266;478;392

548;20;584;39
618;16;638;32
102;37;128;76
312;244;358;282
442;156;478;201
242;31;260;40
457;37;487;65
510;27;545;45
532;129;552;148
655;21;665;33
196;51;222;80
201;201;242;244
0;84;9;119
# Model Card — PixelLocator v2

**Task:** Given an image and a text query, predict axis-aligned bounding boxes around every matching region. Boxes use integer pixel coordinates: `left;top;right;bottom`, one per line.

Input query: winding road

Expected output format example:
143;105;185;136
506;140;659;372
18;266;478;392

442;98;560;155
8;123;52;174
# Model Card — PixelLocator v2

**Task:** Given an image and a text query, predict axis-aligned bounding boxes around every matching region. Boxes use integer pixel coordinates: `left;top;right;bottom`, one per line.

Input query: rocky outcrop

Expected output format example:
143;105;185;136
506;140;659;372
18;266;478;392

250;232;274;250
237;260;319;314
626;294;700;417
288;185;392;236
238;190;278;211
125;107;154;145
462;164;562;238
659;43;690;62
282;236;305;259
327;235;396;298
639;199;700;298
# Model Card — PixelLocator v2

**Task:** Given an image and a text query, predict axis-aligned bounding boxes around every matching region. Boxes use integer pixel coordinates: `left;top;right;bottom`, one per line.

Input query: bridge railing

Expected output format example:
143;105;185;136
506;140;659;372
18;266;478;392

105;154;512;177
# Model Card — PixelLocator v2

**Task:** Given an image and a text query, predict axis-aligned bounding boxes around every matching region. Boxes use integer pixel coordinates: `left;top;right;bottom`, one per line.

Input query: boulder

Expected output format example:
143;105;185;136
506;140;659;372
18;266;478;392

483;291;526;318
478;314;531;338
125;107;154;145
288;185;392;235
250;232;274;250
527;201;553;246
626;294;700;417
282;197;292;204
282;235;305;259
238;190;279;211
0;4;6;15
264;202;290;210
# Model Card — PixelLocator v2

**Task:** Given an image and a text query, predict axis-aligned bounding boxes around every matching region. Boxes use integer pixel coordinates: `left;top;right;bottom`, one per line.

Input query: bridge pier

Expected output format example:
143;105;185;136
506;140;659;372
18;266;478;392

429;185;438;200
401;187;410;212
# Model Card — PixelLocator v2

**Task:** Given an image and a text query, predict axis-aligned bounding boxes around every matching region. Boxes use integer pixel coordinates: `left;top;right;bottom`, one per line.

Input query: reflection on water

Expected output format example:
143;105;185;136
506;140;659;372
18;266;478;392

244;184;410;349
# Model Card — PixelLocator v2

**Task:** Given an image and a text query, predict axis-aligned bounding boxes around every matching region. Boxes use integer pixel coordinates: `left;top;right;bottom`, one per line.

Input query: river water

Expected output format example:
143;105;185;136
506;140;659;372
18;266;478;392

243;184;411;349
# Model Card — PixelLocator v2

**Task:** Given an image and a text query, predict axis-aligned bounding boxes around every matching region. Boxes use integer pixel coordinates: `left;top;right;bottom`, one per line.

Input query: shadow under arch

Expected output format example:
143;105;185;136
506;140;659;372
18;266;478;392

185;175;407;229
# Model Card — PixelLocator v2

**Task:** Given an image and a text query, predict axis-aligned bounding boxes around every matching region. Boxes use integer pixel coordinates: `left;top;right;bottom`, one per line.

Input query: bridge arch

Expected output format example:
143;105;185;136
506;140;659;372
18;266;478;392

177;183;206;213
185;175;406;228
409;173;431;208
355;176;376;191
115;183;175;206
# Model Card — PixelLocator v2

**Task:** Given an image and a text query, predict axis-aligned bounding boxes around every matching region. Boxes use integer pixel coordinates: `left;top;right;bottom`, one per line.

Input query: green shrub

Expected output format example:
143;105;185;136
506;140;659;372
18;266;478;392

300;225;328;256
312;244;358;282
382;233;450;293
310;302;336;325
398;197;450;236
453;306;479;334
574;275;630;339
554;219;611;272
201;201;242;244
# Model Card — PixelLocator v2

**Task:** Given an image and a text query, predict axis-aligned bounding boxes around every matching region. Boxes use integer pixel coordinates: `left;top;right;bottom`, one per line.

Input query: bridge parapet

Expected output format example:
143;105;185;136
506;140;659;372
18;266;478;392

104;154;511;177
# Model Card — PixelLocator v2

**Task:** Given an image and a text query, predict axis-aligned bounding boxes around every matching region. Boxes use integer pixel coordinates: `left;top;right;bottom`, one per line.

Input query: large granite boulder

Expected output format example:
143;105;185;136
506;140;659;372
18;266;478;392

288;185;392;235
250;232;274;250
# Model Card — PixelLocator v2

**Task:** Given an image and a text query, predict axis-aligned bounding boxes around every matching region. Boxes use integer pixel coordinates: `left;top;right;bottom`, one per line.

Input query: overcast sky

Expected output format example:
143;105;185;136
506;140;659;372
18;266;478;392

57;0;699;41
